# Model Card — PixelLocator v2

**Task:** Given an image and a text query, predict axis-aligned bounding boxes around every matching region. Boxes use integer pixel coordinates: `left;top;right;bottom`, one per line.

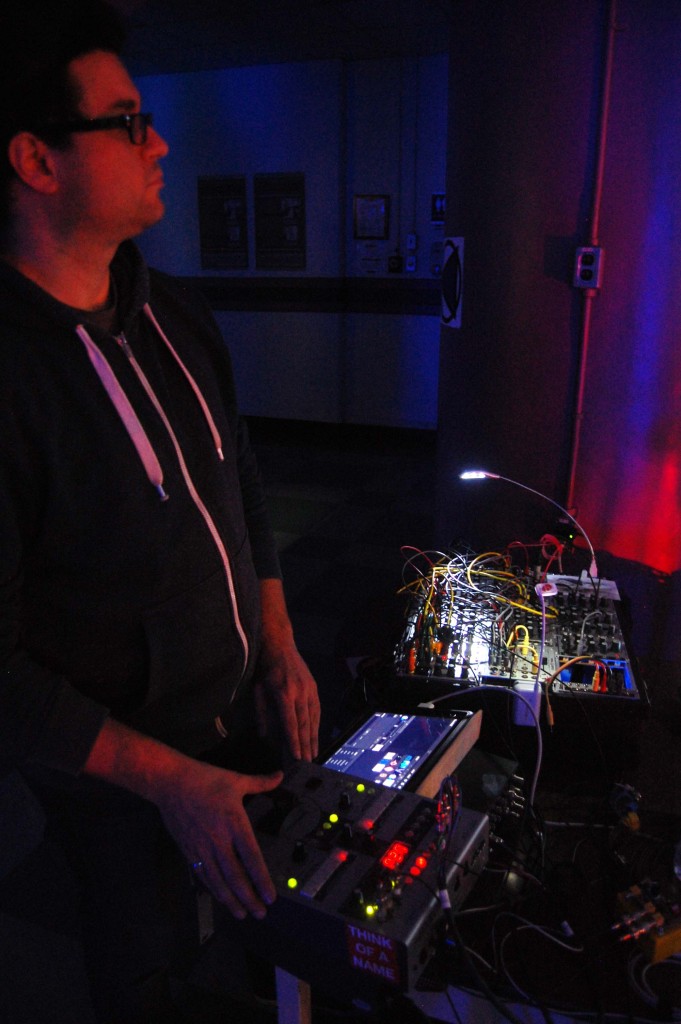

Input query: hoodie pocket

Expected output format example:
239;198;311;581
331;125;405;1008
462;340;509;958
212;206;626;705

129;563;261;754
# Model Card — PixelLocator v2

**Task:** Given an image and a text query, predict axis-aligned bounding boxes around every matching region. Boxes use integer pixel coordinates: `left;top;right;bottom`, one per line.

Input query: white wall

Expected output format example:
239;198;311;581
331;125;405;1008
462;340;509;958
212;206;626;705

136;60;344;276
215;310;342;421
135;54;447;427
345;57;449;278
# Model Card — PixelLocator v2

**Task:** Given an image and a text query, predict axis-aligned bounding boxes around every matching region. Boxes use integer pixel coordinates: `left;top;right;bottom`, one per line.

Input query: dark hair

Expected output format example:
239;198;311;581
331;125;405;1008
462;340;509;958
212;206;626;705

0;1;127;232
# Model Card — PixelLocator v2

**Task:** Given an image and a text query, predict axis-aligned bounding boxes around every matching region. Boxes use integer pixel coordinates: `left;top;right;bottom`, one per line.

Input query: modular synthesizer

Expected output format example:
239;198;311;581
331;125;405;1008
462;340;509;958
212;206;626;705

393;550;641;701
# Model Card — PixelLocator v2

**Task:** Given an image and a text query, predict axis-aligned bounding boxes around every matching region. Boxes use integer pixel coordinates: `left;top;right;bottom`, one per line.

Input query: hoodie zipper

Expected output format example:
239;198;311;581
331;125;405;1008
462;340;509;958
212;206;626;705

116;332;250;683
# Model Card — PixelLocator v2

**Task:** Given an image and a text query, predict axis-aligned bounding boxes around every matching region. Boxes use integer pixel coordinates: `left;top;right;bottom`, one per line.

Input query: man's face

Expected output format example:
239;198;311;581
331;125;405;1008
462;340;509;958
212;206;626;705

51;49;169;247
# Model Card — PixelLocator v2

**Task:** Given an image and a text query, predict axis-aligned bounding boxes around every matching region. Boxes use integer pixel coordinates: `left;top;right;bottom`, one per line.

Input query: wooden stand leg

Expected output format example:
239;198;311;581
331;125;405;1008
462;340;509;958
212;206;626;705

275;967;312;1024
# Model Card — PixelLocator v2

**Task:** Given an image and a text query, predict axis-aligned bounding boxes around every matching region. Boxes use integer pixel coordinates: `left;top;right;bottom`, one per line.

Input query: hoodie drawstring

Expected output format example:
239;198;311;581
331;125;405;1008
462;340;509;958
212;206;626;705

143;304;224;462
75;324;169;500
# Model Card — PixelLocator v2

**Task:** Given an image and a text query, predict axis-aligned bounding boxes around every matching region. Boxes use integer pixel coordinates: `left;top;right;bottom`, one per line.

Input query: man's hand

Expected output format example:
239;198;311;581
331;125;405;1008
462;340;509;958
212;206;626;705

155;758;283;920
255;643;321;761
258;578;321;761
84;718;282;919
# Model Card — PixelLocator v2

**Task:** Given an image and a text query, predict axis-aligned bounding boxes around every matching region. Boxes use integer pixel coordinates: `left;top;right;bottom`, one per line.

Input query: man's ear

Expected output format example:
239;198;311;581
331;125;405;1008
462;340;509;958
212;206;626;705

6;132;60;195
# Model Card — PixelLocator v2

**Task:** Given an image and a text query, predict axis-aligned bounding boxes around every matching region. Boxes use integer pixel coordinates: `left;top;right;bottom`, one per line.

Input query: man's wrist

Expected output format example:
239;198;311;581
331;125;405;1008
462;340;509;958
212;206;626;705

259;577;296;652
83;716;191;805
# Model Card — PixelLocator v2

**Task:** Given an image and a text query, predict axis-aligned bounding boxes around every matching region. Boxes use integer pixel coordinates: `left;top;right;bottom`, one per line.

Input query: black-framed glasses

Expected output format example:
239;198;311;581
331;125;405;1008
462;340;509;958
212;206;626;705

36;112;154;146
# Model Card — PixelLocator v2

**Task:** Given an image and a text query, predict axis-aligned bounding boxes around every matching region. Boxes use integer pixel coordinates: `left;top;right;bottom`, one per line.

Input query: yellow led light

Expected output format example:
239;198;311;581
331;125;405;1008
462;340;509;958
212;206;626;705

287;878;298;890
356;783;365;792
329;813;339;824
365;904;377;917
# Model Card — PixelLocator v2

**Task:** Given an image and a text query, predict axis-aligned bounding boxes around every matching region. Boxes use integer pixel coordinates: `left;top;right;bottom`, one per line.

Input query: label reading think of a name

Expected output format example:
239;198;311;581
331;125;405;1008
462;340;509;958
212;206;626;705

345;924;401;986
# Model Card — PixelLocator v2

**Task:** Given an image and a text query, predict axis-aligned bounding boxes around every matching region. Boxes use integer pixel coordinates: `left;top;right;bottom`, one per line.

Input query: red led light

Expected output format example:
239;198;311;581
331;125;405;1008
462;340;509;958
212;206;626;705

410;866;421;877
415;856;428;869
380;841;410;871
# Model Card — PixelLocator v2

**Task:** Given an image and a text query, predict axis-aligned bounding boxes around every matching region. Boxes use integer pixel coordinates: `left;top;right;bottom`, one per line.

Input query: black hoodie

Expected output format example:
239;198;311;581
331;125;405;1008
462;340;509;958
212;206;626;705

0;241;281;776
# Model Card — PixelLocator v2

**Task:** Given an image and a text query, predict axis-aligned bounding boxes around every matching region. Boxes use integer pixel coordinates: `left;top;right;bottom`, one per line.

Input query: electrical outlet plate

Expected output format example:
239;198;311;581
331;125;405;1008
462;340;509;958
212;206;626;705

573;246;604;289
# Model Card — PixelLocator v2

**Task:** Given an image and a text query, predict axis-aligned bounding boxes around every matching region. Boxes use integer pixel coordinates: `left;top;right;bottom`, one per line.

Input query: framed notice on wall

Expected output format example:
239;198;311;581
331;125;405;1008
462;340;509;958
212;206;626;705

353;194;390;240
254;172;306;270
197;176;248;270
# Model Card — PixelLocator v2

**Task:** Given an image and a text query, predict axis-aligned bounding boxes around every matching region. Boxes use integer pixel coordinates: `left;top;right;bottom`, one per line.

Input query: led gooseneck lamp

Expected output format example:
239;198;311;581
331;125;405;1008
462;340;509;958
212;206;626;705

459;470;599;580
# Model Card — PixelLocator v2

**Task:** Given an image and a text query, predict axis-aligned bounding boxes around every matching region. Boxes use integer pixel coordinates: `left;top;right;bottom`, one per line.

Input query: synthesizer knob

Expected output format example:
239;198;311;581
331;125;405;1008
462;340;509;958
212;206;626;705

341;822;355;844
292;840;307;863
339;791;352;810
352;887;366;909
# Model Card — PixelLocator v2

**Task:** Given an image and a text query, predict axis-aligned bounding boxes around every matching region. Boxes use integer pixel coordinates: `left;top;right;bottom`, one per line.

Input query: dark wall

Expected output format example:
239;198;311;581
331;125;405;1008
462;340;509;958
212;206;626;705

437;0;606;551
436;0;681;663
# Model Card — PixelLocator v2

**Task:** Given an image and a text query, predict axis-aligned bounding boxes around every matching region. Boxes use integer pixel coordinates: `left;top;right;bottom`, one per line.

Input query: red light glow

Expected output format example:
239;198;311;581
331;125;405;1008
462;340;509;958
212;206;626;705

380;841;410;871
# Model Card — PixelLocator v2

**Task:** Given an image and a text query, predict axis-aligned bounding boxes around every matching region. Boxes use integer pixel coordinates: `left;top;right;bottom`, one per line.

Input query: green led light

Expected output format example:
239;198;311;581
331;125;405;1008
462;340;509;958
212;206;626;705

287;877;298;890
329;813;339;824
322;822;332;830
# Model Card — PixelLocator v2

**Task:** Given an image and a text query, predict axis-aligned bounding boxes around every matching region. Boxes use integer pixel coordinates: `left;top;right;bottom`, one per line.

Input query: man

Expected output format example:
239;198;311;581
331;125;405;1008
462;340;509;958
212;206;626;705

0;2;320;1019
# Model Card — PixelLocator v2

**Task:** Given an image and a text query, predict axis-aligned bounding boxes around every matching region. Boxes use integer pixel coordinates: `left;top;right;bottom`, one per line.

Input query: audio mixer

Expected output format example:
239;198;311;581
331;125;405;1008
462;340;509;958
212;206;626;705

238;759;489;996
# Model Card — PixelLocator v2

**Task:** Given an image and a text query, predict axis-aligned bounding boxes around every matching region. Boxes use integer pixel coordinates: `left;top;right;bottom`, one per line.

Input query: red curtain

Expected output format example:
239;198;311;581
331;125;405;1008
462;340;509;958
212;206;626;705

575;1;681;576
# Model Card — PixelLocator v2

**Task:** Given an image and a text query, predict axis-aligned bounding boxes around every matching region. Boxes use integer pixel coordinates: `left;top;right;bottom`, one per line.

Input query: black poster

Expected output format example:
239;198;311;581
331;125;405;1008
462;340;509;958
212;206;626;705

197;176;248;270
254;172;306;270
